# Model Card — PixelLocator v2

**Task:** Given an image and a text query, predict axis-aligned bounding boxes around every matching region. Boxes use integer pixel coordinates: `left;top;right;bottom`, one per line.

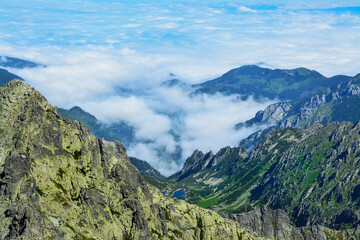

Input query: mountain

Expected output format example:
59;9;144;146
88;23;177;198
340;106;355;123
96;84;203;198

0;56;46;87
0;68;23;86
0;80;258;240
194;65;349;101
59;105;183;167
0;56;46;69
54;66;359;171
58;106;135;147
220;206;359;240
161;79;188;88
237;73;360;149
58;107;166;178
149;122;360;233
129;157;165;178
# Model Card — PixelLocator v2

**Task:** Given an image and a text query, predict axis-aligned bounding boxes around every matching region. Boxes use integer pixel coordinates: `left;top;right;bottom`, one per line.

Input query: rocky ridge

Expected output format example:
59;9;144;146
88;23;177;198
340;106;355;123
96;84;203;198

129;157;164;178
0;80;258;240
238;74;360;148
222;206;360;240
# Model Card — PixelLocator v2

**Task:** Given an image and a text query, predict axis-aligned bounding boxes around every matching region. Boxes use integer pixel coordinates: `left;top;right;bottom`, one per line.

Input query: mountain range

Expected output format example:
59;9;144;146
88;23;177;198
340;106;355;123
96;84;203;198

2;78;358;240
238;71;360;149
0;55;44;89
193;65;349;101
149;122;360;230
0;56;46;69
1;58;360;239
49;65;360;168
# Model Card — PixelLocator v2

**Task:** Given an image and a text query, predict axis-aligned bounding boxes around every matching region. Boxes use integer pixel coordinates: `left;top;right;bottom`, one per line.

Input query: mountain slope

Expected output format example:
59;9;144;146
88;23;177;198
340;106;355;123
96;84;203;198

58;106;135;147
0;68;23;86
59;107;166;178
194;65;349;101
0;80;257;240
238;73;360;149
0;56;45;69
129;157;165;178
152;122;360;232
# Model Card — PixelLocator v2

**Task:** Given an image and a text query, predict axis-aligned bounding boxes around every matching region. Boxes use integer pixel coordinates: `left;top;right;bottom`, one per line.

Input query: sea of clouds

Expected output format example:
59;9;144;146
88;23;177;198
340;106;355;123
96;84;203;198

1;0;359;175
4;48;275;175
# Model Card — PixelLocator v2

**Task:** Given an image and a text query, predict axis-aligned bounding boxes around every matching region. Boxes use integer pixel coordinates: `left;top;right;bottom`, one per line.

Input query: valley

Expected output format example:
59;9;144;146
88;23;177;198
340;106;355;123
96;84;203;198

1;58;360;239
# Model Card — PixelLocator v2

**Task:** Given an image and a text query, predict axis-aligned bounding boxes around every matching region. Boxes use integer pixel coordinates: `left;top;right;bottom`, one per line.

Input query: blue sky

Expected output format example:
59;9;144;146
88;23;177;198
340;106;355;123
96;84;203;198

1;0;359;174
1;0;359;78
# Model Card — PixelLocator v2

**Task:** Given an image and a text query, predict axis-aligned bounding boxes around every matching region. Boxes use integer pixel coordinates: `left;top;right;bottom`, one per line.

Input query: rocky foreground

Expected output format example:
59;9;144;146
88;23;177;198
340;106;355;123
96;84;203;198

0;80;256;239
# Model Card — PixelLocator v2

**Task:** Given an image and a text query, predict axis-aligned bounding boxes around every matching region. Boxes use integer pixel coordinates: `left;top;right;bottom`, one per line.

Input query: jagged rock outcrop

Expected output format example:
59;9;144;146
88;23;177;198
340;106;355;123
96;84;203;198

222;206;360;240
0;80;258;240
170;147;247;182
238;74;360;149
237;103;292;128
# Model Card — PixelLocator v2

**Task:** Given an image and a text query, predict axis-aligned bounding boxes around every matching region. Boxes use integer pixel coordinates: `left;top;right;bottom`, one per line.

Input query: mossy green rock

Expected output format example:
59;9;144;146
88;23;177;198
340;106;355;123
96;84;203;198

0;80;259;239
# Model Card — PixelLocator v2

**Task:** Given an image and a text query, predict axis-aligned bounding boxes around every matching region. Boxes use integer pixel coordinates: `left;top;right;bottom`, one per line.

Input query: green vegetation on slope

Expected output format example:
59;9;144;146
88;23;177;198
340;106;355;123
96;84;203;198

194;65;348;101
151;123;360;231
129;157;165;178
58;106;135;147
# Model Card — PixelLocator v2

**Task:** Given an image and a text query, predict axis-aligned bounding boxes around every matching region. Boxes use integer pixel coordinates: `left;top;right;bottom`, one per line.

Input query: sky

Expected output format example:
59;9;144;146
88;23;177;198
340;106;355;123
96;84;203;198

0;0;359;175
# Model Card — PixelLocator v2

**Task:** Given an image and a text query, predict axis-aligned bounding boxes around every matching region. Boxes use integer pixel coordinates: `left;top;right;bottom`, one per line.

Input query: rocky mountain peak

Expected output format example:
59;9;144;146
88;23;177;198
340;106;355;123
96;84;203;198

0;80;257;239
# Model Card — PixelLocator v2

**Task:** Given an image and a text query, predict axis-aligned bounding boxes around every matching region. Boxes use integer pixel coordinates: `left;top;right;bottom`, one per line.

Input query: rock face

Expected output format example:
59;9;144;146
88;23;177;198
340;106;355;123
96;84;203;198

170;147;247;182
0;80;257;240
238;74;360;149
249;123;360;230
222;207;360;240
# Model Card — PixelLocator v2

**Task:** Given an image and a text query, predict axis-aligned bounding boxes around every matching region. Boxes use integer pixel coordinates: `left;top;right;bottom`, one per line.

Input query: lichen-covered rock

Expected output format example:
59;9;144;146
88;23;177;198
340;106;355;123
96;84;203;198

222;206;360;240
0;80;259;239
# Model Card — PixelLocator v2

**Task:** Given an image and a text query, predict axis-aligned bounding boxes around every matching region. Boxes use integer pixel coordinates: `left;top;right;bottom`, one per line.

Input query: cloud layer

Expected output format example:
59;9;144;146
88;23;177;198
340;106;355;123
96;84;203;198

0;0;359;174
7;49;275;175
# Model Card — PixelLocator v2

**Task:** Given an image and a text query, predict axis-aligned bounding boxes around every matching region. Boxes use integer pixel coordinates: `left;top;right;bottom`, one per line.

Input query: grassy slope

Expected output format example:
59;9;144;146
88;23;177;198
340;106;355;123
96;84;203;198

150;123;360;229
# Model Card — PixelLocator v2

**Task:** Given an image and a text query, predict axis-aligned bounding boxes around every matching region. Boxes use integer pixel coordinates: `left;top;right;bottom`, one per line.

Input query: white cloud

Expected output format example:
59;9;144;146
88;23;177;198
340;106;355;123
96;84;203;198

127;143;181;176
155;22;180;29
82;96;172;139
5;47;276;176
238;6;258;13
178;94;274;158
123;23;141;28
